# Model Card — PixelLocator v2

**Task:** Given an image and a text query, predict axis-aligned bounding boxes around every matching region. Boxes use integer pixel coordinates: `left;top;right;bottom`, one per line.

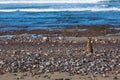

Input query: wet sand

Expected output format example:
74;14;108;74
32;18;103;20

0;72;120;80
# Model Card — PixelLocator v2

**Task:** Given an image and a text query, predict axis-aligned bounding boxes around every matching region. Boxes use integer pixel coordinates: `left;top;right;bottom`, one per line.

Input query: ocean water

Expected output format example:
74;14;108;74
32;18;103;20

0;0;120;31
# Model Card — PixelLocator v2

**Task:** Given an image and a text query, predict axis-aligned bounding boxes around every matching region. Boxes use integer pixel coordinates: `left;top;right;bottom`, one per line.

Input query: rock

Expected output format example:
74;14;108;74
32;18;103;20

65;78;70;80
55;78;64;80
0;70;4;75
13;73;18;76
113;77;119;80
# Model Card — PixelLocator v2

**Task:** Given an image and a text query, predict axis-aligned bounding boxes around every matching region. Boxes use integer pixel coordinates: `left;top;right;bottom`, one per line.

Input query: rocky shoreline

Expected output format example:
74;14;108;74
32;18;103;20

0;25;120;80
0;25;120;37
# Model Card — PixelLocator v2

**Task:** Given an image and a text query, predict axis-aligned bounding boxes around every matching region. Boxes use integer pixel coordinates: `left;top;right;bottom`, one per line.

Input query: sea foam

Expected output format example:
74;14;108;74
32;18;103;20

0;7;120;12
0;0;107;4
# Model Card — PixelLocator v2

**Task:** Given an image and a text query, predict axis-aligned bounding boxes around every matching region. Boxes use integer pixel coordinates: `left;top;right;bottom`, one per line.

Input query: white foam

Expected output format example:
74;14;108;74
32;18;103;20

0;7;120;12
0;9;17;12
0;0;105;4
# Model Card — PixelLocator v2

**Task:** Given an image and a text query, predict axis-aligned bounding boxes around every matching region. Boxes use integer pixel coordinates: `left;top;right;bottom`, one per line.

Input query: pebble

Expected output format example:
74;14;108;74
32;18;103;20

0;33;119;78
113;77;119;80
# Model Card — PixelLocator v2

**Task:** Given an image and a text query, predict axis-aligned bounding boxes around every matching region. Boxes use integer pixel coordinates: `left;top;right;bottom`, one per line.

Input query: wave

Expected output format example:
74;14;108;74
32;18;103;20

0;7;120;12
0;0;106;4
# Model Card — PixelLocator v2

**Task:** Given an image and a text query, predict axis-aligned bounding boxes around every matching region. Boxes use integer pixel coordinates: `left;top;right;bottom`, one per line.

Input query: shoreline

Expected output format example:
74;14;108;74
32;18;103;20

0;25;120;37
0;25;120;80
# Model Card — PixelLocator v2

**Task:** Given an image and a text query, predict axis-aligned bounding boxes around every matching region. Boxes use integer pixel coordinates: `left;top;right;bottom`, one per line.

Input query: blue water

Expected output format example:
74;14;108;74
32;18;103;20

0;1;120;31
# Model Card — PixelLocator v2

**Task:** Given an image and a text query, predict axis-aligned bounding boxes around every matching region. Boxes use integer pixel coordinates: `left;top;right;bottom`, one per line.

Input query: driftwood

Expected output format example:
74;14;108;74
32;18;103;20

87;37;93;53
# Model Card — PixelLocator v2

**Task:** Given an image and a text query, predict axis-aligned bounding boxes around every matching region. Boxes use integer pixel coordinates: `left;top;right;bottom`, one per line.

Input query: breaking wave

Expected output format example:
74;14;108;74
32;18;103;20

0;0;107;4
0;7;120;12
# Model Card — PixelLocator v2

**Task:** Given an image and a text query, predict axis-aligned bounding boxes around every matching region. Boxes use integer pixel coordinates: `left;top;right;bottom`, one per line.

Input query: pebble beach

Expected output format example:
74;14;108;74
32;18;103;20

0;26;120;80
0;0;120;79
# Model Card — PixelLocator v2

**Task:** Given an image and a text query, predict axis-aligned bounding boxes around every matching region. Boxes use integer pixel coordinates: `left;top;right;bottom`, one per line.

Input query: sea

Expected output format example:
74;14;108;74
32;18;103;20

0;0;120;31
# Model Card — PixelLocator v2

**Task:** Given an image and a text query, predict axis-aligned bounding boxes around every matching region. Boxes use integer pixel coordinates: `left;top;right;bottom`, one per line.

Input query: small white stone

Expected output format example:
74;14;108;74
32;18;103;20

0;60;4;65
43;37;47;40
26;52;30;55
